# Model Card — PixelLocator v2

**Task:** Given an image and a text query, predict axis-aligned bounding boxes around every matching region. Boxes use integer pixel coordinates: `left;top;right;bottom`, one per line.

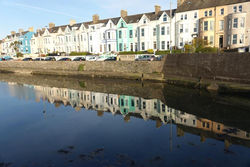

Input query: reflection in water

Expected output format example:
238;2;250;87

7;82;250;149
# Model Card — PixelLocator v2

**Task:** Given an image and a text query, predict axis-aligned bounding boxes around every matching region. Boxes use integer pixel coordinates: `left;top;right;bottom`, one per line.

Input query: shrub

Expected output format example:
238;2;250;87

195;47;218;53
119;51;148;55
70;52;92;56
184;44;194;53
147;49;154;54
78;64;85;71
16;52;23;58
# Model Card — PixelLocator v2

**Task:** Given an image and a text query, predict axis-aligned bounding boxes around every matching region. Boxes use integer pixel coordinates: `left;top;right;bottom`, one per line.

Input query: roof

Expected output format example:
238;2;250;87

30;9;176;36
123;9;176;24
176;0;250;13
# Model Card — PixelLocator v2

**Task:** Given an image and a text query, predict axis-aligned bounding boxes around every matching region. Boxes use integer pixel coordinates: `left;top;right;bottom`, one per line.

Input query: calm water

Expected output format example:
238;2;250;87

0;75;250;167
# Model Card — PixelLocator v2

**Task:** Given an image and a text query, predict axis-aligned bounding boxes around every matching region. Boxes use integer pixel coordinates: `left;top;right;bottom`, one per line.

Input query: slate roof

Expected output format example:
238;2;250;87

122;9;176;23
176;0;250;13
36;9;176;36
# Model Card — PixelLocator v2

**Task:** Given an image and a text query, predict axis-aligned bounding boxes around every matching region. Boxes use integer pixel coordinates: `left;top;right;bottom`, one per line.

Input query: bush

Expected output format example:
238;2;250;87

119;51;148;55
184;44;194;53
16;52;23;58
147;49;154;54
195;47;218;53
155;50;182;55
70;52;92;56
78;64;85;71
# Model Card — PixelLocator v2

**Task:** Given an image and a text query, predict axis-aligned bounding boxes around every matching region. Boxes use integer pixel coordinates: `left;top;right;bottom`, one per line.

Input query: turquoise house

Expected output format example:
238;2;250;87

19;31;35;54
116;18;134;52
119;95;136;115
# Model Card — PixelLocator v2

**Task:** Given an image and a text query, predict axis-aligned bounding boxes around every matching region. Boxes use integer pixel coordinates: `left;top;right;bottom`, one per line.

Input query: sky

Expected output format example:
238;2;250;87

0;0;177;39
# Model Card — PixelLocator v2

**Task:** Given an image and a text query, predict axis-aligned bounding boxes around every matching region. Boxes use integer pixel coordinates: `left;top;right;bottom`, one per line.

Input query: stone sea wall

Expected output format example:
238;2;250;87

0;53;250;84
0;61;163;74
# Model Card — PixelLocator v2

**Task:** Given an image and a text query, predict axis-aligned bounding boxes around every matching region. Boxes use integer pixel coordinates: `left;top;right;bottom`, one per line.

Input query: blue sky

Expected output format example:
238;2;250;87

0;0;176;39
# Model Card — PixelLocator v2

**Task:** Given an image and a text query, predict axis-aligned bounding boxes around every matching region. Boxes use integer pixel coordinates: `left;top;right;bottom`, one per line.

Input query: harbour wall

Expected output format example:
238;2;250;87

0;53;250;92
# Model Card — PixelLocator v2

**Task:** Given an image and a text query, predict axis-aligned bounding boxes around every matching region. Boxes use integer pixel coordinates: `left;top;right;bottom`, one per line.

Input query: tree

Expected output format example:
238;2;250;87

10;41;22;57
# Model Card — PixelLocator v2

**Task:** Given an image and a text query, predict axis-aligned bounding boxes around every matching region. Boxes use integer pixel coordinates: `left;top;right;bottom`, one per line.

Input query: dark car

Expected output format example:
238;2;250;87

4;58;13;61
44;57;56;61
33;58;44;61
22;58;33;61
104;57;117;61
73;57;85;61
58;58;71;61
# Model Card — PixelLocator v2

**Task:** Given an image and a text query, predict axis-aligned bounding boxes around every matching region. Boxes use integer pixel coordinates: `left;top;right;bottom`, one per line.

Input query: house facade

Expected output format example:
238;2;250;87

2;1;250;56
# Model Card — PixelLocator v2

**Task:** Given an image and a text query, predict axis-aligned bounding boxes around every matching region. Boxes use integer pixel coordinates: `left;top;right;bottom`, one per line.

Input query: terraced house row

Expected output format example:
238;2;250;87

1;0;250;56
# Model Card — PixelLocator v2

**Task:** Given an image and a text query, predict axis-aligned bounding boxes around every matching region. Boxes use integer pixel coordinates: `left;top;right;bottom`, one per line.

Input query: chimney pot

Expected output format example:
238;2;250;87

19;29;24;33
121;10;128;18
69;19;76;26
49;22;55;28
92;14;99;24
28;27;34;32
155;5;161;15
177;0;186;7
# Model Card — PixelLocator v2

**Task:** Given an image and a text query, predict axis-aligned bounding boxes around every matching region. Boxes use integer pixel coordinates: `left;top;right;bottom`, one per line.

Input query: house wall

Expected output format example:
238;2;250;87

19;32;35;54
176;10;199;48
199;7;216;47
226;2;250;49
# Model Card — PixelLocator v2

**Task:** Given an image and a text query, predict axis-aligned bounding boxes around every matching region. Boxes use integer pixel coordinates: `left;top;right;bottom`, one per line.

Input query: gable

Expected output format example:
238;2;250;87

139;14;150;24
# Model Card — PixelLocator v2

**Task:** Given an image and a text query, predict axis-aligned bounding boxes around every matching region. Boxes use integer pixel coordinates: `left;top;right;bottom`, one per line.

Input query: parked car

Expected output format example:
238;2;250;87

152;55;163;61
135;55;154;61
86;56;97;61
4;58;14;61
73;57;85;61
104;57;117;61
58;58;72;61
22;58;33;61
44;57;56;61
33;58;44;61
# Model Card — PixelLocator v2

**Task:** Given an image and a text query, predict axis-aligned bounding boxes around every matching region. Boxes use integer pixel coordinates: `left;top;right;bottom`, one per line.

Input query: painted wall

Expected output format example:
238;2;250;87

116;18;134;52
19;31;35;54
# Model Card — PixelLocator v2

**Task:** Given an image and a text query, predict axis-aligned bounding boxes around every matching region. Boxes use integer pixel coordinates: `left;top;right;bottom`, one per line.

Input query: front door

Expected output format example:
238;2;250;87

219;35;223;48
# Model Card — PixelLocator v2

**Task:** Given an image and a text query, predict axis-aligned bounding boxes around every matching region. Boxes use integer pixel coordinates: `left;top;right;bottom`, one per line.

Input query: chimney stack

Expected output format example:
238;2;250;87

155;5;161;15
92;14;99;24
121;10;128;18
69;19;76;26
49;22;55;28
28;27;34;32
36;29;41;33
19;29;24;33
42;28;46;32
177;0;186;7
11;31;16;35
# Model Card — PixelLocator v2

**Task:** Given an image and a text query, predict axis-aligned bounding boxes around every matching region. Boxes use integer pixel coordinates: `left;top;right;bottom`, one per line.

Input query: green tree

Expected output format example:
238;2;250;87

10;41;22;57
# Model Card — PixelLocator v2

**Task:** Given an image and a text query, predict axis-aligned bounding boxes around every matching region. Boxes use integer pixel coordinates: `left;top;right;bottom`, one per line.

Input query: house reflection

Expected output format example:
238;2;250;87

7;83;250;148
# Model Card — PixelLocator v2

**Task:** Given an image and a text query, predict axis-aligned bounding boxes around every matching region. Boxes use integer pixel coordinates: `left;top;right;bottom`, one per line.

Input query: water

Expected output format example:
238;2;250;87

0;74;250;167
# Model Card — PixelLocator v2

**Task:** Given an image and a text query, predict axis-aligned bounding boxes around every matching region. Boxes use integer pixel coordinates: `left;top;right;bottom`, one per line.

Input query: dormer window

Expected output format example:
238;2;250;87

233;6;237;13
239;5;242;12
110;23;112;28
220;8;224;15
204;11;208;17
121;22;124;28
209;10;212;16
163;14;167;22
194;12;197;18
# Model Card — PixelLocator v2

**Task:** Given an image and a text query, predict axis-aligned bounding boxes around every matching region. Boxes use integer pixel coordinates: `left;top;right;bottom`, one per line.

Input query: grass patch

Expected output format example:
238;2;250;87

78;64;85;71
